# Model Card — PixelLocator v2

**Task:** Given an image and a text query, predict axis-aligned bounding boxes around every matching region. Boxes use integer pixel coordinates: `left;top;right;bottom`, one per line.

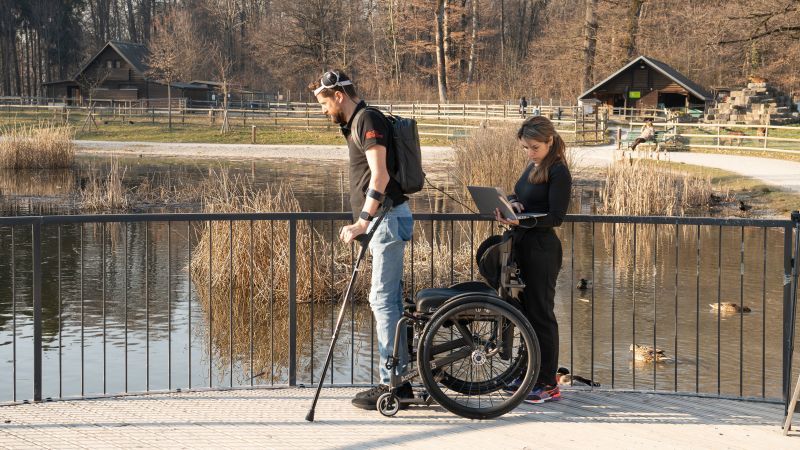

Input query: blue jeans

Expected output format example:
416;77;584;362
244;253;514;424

367;201;413;384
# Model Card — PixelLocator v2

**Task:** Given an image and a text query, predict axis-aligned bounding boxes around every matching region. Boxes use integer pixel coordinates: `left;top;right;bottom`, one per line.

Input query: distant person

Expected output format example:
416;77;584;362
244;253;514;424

629;119;655;151
532;104;541;117
519;96;528;118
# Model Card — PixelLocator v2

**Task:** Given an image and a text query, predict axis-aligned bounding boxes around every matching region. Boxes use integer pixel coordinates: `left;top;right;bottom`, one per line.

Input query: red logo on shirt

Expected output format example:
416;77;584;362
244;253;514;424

365;130;383;140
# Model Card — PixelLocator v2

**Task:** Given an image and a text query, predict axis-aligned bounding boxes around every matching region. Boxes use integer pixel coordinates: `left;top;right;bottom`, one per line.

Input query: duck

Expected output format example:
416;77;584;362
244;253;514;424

739;200;752;212
576;278;592;290
630;344;670;363
556;367;600;387
709;302;751;313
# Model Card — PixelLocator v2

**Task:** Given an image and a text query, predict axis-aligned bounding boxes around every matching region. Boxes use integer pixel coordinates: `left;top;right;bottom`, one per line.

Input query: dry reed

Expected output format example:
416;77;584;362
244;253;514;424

0;124;75;169
600;159;712;216
79;157;129;210
188;169;482;380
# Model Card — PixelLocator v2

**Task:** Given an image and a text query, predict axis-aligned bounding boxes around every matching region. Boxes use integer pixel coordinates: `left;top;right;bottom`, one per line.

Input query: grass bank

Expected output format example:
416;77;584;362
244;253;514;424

657;160;800;217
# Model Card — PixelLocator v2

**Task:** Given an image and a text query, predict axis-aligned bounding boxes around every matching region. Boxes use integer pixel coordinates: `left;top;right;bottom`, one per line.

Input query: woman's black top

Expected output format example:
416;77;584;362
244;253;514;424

507;161;572;229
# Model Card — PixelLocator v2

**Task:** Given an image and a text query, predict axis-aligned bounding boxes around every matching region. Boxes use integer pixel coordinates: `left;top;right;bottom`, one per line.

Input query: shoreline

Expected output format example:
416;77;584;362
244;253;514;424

74;140;455;162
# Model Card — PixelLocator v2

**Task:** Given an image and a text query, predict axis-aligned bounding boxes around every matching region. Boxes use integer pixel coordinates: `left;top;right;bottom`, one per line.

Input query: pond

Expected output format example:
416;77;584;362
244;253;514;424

0;154;796;404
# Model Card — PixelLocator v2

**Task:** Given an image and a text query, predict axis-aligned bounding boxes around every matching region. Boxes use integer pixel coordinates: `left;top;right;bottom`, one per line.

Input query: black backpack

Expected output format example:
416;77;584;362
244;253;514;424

351;106;425;195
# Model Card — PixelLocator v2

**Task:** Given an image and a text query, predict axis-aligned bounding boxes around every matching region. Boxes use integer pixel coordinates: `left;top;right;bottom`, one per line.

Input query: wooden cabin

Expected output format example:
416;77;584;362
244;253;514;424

43;41;209;105
578;56;711;112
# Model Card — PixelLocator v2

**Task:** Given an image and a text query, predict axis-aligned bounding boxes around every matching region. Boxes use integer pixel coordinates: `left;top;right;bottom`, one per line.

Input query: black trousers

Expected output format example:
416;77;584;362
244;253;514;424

513;228;562;385
630;137;654;150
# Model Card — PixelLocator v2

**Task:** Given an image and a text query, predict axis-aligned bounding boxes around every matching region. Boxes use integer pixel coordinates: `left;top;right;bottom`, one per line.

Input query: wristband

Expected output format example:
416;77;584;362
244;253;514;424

366;188;386;204
359;210;374;222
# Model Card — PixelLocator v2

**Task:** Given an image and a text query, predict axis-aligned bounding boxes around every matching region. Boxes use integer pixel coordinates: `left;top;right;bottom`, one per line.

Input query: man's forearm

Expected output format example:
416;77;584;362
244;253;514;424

357;174;390;226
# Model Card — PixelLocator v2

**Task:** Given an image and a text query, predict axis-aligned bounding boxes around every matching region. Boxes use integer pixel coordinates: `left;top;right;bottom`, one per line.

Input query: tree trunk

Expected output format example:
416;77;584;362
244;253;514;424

516;0;528;61
624;0;645;60
582;0;598;92
167;82;172;130
388;0;401;83
466;0;478;85
443;0;450;89
126;0;137;40
500;0;505;66
435;0;448;102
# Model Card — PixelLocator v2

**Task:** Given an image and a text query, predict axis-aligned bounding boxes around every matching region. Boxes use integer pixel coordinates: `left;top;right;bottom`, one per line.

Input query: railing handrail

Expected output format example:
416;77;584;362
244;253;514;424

1;210;797;411
0;212;793;228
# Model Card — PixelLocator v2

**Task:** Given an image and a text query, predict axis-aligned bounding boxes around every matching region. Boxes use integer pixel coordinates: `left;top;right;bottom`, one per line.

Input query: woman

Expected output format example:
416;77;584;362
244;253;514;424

629;119;655;150
495;116;572;403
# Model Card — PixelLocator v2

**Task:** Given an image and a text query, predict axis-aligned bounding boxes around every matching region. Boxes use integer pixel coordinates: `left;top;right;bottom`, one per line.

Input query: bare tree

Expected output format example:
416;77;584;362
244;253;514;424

435;0;449;102
466;0;479;85
582;0;598;91
718;0;800;45
147;12;185;130
75;65;111;131
212;45;235;134
623;0;645;60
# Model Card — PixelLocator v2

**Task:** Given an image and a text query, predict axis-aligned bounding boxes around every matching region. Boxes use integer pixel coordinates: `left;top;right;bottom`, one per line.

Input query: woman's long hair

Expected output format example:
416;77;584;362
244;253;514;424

517;116;567;184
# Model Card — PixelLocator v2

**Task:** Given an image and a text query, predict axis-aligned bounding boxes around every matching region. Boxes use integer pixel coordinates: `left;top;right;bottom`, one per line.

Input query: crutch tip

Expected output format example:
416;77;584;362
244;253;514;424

305;411;315;422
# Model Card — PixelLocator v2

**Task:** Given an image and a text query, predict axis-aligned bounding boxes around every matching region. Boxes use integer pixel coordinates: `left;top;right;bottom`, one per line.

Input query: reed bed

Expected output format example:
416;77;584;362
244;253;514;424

189;170;481;380
79;157;129;210
0;123;75;169
600;159;713;216
598;160;716;278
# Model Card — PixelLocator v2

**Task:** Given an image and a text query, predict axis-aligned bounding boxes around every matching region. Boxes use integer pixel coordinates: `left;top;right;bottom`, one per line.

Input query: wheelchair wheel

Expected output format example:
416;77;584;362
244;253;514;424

417;294;540;420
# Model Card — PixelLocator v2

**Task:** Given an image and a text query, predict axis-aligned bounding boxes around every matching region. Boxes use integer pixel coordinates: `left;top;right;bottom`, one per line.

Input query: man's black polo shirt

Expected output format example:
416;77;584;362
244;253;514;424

341;101;407;218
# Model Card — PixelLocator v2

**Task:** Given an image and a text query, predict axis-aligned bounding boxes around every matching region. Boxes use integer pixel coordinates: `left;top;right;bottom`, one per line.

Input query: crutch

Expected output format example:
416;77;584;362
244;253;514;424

306;198;393;422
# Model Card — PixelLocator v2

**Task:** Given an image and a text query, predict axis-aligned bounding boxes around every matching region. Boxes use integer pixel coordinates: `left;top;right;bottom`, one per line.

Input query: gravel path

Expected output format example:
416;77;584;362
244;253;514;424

575;144;800;193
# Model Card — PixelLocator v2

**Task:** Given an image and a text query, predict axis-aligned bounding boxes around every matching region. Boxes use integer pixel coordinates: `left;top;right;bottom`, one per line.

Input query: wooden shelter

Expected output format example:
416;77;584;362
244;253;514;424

43;41;209;104
578;56;711;111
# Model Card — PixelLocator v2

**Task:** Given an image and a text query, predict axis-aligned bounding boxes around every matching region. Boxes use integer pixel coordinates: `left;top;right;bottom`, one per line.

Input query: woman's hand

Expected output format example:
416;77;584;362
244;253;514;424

510;201;525;213
495;208;519;226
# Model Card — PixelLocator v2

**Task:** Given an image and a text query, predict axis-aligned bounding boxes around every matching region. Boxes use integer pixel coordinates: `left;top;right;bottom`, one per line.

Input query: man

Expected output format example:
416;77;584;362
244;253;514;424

309;70;414;410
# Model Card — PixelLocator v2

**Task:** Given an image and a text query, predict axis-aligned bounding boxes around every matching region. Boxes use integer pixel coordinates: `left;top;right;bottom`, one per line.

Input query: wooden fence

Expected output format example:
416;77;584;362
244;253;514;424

0;100;608;145
618;120;800;155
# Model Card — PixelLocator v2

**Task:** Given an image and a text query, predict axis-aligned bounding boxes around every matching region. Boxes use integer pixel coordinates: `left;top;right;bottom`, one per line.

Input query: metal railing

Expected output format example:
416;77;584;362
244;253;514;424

0;212;797;412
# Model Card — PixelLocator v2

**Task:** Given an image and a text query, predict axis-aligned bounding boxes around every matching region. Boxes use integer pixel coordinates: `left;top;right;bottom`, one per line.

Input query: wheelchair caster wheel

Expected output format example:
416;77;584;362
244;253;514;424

377;392;400;417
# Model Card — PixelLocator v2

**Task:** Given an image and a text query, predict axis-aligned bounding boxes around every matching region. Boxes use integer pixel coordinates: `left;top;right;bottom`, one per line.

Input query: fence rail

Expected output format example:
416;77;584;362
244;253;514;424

0;211;797;412
617;120;800;155
0;99;608;144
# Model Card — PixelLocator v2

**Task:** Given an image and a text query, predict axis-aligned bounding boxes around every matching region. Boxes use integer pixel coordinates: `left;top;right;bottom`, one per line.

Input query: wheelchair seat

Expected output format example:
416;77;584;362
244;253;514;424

414;281;497;313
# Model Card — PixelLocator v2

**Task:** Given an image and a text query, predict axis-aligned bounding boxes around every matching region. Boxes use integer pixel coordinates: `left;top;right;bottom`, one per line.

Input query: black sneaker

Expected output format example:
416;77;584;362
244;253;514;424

354;384;389;399
351;382;414;410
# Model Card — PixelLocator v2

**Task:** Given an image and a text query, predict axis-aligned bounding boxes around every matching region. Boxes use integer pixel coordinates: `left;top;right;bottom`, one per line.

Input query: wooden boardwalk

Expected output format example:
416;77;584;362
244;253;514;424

0;387;797;449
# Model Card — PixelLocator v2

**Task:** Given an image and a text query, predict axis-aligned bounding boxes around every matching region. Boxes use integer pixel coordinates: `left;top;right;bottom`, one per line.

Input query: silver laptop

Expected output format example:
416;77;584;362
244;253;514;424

467;186;548;221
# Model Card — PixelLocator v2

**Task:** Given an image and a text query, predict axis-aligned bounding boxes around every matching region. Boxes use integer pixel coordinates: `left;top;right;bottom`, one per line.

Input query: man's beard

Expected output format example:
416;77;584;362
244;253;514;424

330;109;347;125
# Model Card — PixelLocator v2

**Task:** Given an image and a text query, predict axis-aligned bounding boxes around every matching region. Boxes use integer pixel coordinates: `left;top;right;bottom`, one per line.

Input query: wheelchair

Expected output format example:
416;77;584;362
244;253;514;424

305;201;540;422
376;235;541;420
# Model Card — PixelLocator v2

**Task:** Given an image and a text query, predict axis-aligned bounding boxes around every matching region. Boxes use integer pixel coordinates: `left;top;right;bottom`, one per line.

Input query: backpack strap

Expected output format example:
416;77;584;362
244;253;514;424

350;107;369;151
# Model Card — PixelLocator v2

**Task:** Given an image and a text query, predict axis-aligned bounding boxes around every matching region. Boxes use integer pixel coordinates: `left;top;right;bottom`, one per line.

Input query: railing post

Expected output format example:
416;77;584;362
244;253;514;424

784;211;800;417
288;218;297;386
32;220;43;402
